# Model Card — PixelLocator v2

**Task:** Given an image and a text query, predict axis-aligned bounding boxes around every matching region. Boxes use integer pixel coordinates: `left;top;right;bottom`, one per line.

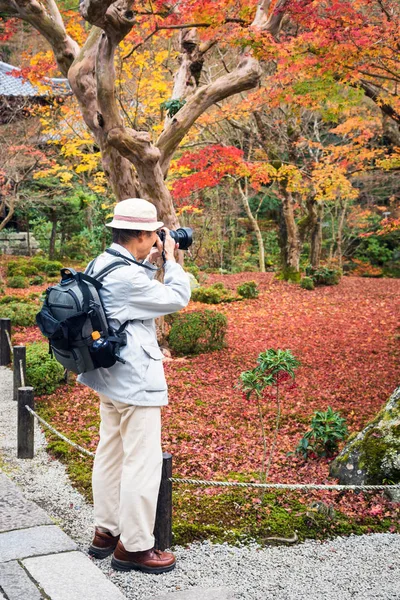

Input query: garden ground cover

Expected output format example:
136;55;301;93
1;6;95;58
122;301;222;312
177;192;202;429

8;271;400;544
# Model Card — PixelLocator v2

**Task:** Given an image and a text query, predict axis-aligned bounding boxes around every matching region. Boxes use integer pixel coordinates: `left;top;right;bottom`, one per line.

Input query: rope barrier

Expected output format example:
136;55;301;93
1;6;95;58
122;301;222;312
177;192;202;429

5;330;13;355
19;360;25;388
169;477;400;492
25;405;95;458
26;406;400;493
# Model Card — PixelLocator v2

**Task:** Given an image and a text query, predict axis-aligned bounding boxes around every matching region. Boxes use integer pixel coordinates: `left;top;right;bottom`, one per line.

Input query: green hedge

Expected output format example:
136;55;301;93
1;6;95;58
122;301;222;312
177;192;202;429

7;261;39;277
300;276;315;291
7;276;29;288
305;265;341;286
0;302;38;327
26;342;65;395
169;310;228;355
237;281;259;299
191;282;236;304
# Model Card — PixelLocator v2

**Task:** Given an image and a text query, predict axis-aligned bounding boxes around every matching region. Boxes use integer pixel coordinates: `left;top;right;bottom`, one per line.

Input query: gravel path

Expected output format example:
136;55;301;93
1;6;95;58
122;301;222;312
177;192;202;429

1;366;400;600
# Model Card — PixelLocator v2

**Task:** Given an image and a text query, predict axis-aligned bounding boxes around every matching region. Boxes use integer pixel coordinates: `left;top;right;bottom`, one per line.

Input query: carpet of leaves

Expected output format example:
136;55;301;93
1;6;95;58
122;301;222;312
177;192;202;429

11;273;400;529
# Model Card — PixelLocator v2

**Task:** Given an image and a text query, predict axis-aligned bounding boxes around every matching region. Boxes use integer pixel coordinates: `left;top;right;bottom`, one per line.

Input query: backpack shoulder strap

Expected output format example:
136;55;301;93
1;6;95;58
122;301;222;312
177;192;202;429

93;259;131;282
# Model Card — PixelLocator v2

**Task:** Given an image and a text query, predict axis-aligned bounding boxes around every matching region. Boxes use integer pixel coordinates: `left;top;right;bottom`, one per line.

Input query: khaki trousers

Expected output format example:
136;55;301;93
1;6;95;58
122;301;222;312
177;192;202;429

93;393;162;552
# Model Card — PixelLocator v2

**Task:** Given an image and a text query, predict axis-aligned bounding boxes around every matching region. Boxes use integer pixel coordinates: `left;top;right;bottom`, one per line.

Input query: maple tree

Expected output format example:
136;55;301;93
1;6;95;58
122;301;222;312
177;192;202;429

1;0;289;233
1;0;398;274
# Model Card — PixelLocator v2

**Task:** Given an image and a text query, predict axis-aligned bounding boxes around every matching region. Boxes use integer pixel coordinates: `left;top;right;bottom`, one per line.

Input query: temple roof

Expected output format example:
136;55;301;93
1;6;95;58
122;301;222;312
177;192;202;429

0;61;71;97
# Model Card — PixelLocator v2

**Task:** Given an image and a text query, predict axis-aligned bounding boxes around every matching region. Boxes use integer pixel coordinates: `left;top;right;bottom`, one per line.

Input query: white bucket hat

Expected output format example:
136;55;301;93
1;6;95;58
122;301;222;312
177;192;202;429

106;198;164;231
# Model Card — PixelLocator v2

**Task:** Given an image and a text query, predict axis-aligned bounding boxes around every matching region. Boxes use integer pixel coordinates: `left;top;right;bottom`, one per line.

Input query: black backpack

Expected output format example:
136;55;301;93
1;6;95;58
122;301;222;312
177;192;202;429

36;256;132;374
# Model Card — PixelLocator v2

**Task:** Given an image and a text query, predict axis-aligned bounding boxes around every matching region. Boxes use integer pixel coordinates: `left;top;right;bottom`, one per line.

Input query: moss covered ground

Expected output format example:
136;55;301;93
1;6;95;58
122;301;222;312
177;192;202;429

11;271;400;546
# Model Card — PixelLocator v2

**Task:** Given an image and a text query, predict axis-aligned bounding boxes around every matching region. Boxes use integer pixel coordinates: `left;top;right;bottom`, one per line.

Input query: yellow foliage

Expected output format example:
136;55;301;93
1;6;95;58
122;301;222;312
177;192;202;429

312;164;358;203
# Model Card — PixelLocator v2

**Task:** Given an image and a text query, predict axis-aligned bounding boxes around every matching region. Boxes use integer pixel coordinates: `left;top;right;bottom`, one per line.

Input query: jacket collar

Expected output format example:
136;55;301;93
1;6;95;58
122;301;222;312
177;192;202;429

109;243;138;262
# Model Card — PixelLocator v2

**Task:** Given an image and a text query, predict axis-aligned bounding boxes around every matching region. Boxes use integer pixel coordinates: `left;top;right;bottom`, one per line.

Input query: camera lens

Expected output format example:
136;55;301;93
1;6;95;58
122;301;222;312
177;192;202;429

170;227;193;251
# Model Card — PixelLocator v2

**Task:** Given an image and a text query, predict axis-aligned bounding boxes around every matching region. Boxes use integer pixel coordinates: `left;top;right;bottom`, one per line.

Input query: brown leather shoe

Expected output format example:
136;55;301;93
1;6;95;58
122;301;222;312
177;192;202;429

88;528;120;559
111;540;176;573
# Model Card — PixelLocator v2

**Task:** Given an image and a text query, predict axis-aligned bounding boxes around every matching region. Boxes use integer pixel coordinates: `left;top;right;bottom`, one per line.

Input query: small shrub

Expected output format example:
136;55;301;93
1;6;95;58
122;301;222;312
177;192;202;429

31;256;49;270
7;261;38;277
350;259;383;278
42;260;63;274
237;281;259;299
300;276;315;291
7;261;23;277
0;295;21;305
26;342;65;395
191;283;236;304
7;276;29;288
296;407;348;459
30;275;45;286
305;265;341;286
184;265;199;280
0;302;39;327
168;310;228;355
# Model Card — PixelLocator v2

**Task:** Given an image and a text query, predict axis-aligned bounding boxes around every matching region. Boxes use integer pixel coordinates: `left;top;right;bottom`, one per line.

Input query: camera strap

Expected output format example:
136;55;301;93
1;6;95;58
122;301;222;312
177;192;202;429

105;248;164;271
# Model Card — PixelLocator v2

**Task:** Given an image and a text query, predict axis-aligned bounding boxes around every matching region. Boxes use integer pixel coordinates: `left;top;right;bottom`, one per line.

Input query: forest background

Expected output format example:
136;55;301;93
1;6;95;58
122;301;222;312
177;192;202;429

1;0;399;277
0;0;400;545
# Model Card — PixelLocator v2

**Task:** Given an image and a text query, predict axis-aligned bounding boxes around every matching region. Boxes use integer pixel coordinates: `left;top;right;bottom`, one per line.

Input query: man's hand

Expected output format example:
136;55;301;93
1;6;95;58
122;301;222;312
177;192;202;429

147;246;162;264
157;228;179;262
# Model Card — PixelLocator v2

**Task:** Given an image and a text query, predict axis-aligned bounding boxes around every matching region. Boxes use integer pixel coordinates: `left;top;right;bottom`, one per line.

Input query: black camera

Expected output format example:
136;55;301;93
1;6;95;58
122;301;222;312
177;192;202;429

158;227;193;251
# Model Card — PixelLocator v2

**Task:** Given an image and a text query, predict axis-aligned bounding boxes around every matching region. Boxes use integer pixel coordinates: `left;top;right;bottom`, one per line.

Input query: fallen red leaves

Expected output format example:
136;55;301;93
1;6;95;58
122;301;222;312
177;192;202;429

14;274;400;525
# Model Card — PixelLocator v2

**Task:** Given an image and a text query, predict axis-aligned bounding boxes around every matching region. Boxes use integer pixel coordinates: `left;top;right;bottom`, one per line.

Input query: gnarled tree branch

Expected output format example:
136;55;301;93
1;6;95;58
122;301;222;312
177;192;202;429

156;54;262;176
156;0;290;176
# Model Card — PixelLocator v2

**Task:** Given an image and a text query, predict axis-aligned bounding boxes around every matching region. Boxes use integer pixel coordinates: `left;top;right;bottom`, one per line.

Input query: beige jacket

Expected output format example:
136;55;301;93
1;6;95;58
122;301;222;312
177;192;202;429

77;243;191;405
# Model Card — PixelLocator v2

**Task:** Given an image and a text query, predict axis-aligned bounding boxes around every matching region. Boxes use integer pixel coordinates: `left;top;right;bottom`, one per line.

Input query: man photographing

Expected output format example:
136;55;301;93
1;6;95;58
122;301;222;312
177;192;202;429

77;197;191;573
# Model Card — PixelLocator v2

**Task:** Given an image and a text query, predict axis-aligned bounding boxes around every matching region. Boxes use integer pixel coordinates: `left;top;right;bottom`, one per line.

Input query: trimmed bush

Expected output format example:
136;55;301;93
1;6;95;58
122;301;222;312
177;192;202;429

31;257;49;270
0;302;39;327
0;295;21;305
300;276;315;291
191;283;236;304
7;276;29;288
26;342;65;395
305;265;341;286
237;281;259;299
30;275;45;286
7;261;39;277
185;265;200;280
42;260;63;274
168;310;228;355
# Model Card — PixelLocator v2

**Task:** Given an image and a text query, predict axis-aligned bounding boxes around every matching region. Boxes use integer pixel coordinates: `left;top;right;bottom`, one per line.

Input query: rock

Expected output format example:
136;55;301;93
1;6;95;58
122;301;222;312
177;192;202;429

187;272;200;290
330;387;400;500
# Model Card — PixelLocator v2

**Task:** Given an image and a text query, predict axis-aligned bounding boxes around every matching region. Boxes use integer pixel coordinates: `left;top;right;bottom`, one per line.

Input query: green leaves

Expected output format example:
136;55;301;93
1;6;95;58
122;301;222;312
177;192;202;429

239;349;300;399
296;406;348;459
160;98;186;118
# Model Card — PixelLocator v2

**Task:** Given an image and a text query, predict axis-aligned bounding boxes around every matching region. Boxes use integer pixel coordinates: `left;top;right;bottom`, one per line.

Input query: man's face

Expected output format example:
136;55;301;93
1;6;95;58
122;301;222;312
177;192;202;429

137;230;158;259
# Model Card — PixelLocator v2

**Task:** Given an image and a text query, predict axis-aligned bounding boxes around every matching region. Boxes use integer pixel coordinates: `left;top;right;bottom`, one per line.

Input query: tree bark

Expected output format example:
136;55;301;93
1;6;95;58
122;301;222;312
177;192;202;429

280;187;301;277
49;212;57;259
238;180;266;272
335;199;348;268
306;197;324;268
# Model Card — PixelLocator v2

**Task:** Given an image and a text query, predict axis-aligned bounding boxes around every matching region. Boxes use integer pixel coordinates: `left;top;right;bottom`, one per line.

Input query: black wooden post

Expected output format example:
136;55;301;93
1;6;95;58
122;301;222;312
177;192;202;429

13;346;26;401
17;387;34;459
154;452;173;551
0;318;11;366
